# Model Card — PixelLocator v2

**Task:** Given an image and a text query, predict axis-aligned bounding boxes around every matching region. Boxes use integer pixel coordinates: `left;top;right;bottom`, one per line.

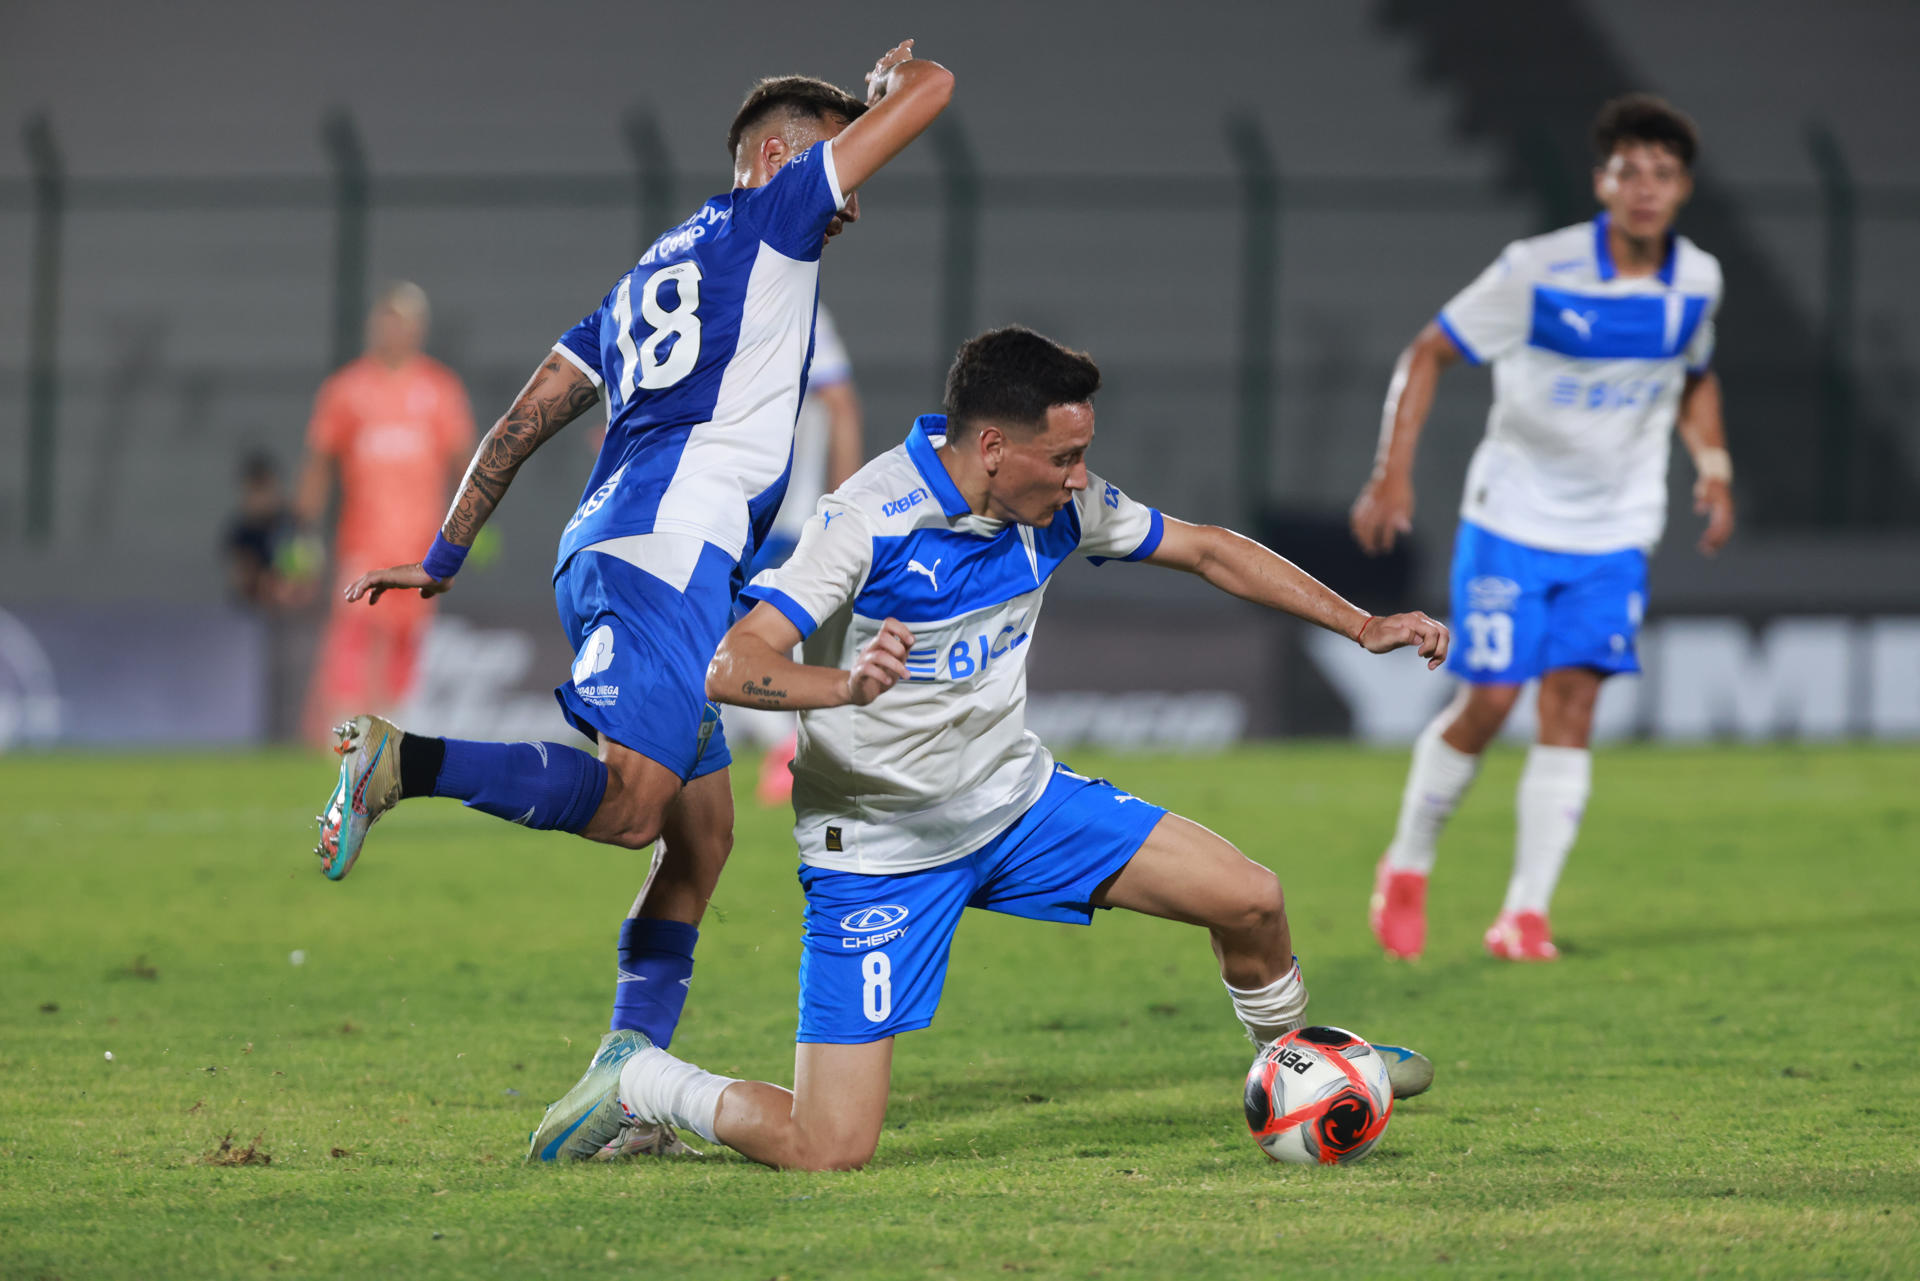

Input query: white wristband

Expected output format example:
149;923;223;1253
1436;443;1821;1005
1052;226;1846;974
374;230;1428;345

1693;447;1732;484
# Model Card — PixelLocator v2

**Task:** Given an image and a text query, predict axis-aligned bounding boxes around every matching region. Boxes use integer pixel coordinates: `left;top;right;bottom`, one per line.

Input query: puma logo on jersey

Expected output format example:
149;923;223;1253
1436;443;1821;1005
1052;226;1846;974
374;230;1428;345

1559;308;1597;340
906;557;942;591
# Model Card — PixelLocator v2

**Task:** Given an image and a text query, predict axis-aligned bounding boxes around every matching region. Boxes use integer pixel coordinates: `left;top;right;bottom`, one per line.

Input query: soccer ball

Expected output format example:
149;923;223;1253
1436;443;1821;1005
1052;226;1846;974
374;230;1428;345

1243;1025;1394;1165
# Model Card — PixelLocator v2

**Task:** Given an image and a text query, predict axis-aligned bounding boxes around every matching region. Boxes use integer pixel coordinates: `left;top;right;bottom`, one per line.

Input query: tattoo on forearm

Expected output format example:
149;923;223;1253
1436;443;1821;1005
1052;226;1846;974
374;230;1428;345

741;679;788;710
441;354;600;546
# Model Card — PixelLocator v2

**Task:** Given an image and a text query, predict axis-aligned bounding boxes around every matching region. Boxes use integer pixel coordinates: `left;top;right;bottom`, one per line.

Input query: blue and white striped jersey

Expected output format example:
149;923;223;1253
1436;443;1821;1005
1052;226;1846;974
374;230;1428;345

1437;213;1723;553
550;139;848;587
742;415;1164;873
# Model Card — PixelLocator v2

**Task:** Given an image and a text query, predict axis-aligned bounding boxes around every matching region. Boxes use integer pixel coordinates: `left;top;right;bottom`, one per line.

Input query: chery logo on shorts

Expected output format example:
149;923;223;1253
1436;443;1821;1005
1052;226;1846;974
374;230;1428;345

841;904;910;932
839;904;911;951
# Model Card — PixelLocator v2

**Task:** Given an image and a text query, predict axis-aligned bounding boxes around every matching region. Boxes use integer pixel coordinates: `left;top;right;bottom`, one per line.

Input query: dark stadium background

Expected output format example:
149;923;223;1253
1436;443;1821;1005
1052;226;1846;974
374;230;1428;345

2;0;1916;750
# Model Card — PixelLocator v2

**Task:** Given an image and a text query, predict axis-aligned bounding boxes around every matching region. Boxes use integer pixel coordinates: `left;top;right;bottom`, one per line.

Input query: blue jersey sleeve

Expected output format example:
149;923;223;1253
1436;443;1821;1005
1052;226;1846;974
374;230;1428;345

732;139;847;263
553;294;609;387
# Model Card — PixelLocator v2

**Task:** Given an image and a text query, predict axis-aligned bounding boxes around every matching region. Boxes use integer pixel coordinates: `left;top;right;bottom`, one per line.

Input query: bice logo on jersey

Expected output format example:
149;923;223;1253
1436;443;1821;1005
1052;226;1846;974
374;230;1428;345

572;624;619;705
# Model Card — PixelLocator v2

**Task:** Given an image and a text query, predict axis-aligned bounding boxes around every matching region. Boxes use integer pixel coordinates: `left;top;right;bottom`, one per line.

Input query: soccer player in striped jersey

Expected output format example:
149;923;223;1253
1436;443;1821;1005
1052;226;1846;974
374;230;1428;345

529;327;1446;1168
1350;95;1736;962
313;43;953;1125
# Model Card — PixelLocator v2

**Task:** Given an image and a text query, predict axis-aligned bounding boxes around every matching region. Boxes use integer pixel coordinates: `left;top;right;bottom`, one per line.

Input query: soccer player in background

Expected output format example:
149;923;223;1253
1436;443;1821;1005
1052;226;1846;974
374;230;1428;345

295;283;476;745
1349;95;1735;962
314;41;953;1145
733;302;865;805
530;326;1446;1167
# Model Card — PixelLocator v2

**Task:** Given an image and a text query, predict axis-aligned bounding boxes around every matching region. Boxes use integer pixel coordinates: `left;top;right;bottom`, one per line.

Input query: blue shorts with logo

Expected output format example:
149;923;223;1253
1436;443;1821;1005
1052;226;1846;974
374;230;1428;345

551;545;734;781
794;764;1168;1045
1445;520;1648;685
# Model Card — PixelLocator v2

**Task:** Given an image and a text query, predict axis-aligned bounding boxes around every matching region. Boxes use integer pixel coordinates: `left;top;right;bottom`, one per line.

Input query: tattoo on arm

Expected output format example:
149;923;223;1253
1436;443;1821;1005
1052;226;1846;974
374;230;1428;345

441;354;601;546
741;679;789;710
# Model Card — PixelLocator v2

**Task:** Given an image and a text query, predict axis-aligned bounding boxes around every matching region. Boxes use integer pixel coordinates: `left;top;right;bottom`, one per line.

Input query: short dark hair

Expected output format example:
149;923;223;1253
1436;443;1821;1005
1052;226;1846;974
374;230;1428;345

1592;93;1699;169
943;326;1102;437
727;76;866;160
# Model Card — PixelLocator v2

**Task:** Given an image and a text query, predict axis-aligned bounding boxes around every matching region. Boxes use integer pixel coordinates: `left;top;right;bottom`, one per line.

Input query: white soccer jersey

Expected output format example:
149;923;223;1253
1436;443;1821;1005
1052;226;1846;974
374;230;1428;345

1436;213;1723;553
742;415;1164;874
769;305;854;543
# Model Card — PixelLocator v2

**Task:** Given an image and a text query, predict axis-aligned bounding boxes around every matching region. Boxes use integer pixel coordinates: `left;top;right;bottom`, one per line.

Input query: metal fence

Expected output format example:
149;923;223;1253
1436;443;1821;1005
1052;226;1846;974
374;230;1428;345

4;109;1919;587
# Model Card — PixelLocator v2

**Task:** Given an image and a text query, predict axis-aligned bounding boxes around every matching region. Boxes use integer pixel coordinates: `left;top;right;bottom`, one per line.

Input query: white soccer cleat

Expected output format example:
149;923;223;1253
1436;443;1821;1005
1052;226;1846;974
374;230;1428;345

527;1029;697;1163
1371;1042;1436;1099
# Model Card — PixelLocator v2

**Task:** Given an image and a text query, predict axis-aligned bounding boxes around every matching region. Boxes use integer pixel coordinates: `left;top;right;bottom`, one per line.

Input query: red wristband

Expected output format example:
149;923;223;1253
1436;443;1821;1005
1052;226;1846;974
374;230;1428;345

1355;615;1377;647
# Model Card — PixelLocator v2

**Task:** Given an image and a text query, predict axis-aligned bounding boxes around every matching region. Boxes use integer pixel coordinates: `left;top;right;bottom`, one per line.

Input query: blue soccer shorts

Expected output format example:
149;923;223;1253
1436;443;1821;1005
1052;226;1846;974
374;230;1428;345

551;543;735;781
794;764;1169;1045
1444;520;1648;685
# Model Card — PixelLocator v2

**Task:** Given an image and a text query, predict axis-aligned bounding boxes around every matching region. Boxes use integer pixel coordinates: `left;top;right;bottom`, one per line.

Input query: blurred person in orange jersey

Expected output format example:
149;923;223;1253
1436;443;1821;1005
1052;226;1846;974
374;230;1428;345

295;283;476;744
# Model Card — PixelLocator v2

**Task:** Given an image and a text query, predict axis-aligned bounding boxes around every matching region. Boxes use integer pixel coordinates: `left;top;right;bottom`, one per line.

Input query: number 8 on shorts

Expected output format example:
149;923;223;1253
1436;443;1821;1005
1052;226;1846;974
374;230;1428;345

861;952;892;1022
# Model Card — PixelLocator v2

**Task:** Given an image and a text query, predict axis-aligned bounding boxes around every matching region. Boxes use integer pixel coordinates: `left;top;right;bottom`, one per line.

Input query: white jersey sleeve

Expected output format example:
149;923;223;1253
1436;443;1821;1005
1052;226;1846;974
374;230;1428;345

742;497;873;637
1076;472;1165;564
1437;240;1535;365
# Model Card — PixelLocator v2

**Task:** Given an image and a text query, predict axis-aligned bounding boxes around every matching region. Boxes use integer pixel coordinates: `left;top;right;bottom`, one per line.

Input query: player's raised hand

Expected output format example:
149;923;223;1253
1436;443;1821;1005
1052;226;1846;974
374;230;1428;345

344;562;450;606
864;39;915;105
1357;611;1450;670
1350;473;1415;556
847;618;916;705
1694;475;1735;557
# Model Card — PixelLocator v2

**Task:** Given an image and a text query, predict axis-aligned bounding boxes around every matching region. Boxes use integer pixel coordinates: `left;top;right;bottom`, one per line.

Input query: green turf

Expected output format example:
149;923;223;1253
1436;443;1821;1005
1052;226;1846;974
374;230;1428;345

2;744;1917;1279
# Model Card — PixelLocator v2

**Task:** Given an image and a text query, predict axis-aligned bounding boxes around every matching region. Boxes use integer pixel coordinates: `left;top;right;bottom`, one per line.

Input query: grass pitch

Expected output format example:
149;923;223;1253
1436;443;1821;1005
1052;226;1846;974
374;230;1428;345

2;744;1917;1279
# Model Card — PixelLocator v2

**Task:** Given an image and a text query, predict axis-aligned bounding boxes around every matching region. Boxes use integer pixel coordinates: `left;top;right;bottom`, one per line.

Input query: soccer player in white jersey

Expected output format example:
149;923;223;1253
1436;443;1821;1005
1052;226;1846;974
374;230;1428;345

1349;95;1736;963
310;44;953;1133
528;327;1449;1168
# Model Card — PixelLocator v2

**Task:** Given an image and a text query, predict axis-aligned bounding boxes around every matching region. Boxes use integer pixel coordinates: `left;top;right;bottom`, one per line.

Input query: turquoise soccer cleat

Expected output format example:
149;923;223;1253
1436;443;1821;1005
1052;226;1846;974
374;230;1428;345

1373;1043;1436;1099
314;714;403;881
526;1030;697;1163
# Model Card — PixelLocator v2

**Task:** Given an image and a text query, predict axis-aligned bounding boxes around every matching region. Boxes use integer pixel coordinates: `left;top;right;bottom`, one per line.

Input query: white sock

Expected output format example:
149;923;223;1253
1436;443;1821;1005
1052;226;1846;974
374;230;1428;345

1384;708;1482;874
618;1046;737;1144
1503;745;1592;915
1225;961;1310;1045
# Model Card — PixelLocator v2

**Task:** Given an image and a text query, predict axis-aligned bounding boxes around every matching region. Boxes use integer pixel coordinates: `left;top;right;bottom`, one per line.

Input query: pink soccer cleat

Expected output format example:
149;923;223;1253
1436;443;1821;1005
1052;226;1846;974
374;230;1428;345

1369;858;1428;960
1484;910;1559;961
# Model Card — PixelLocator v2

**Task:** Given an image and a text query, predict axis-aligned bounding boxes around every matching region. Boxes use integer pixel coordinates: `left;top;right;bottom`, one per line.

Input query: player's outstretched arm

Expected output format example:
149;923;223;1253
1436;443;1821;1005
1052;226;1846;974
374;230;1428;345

343;352;598;605
1350;321;1461;556
1678;369;1735;556
707;605;916;710
1146;516;1450;669
827;39;954;196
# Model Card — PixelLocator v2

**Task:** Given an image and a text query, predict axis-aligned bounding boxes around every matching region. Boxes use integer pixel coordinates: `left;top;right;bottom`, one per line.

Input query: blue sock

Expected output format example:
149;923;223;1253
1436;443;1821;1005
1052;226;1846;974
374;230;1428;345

428;739;607;833
611;918;698;1048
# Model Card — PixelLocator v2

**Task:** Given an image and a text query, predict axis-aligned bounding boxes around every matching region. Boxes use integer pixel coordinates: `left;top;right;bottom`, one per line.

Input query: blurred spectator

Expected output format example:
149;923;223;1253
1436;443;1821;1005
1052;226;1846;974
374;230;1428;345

222;450;312;609
295;282;477;745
